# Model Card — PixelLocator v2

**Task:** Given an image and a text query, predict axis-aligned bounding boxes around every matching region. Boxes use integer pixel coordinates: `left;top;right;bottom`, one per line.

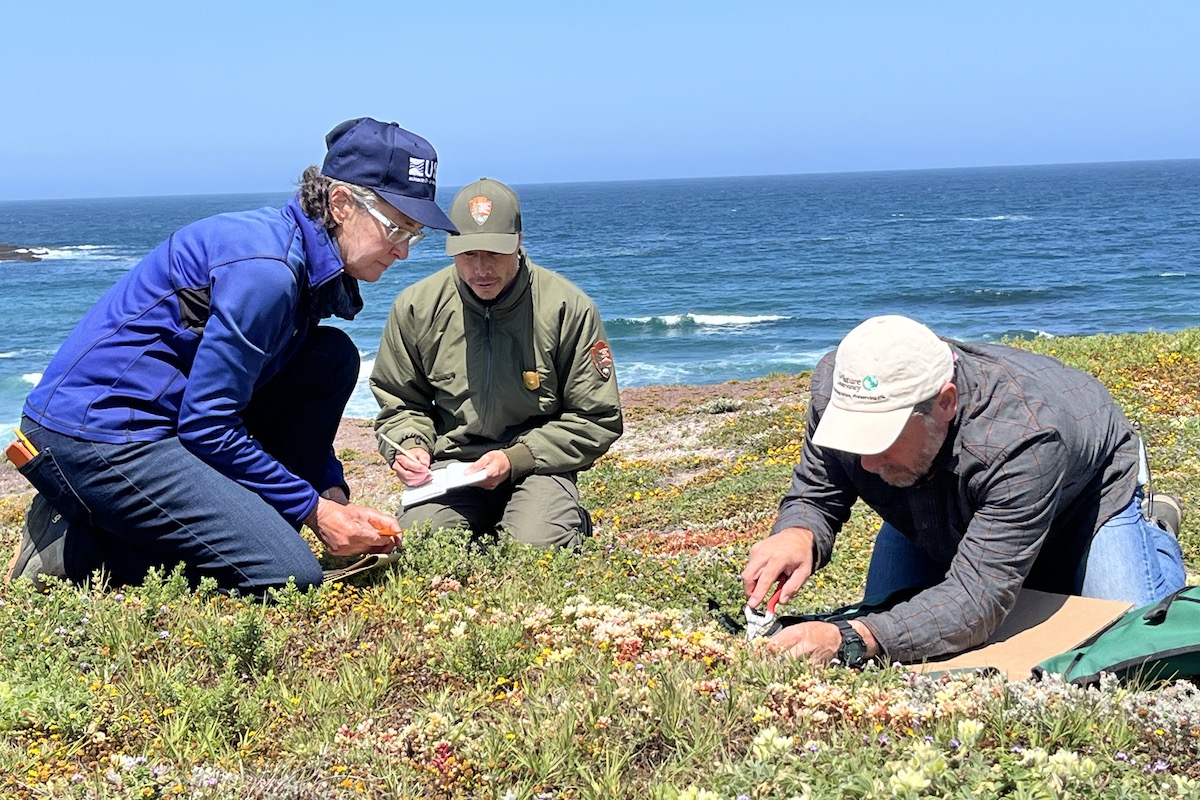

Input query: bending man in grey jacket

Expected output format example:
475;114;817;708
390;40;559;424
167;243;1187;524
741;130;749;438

742;315;1185;666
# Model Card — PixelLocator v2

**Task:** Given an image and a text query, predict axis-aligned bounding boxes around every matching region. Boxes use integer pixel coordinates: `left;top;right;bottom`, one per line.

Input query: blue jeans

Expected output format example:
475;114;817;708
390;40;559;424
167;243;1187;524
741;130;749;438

863;493;1186;607
18;326;357;595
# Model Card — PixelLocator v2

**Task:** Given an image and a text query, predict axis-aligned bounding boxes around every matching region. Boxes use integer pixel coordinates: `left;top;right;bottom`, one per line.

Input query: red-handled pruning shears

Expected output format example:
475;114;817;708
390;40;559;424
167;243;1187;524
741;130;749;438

744;584;784;640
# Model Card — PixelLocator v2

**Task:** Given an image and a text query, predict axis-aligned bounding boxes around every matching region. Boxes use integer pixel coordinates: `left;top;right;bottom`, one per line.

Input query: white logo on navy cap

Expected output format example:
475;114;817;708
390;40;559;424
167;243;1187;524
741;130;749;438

409;158;436;184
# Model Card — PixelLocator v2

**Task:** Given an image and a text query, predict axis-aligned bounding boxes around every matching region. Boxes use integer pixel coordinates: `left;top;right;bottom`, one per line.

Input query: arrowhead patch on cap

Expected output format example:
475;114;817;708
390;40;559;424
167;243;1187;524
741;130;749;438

469;196;492;226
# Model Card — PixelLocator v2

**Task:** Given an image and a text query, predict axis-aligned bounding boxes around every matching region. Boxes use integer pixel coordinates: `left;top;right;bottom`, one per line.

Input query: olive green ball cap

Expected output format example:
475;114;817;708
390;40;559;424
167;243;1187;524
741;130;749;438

445;178;522;256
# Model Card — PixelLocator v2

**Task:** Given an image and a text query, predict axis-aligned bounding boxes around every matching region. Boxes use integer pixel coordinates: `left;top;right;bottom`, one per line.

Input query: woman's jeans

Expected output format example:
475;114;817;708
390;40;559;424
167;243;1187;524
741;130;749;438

863;492;1186;607
18;327;357;595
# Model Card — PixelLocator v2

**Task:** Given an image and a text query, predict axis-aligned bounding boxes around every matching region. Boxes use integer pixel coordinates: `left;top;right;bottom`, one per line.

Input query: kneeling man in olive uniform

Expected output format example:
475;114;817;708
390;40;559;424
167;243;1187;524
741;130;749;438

371;178;623;548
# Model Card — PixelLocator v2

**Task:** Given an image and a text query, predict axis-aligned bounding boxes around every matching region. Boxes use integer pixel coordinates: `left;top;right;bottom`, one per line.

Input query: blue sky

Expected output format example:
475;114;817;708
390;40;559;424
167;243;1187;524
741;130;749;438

2;1;1197;200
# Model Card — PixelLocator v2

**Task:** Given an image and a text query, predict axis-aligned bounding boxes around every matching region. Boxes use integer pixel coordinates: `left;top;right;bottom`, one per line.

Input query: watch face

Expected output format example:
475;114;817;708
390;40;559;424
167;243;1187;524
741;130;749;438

835;621;868;668
838;638;868;668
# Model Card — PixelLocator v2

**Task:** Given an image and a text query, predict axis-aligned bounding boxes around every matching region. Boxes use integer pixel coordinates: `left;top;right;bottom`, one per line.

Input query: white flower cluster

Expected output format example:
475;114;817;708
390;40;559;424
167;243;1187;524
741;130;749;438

749;725;795;762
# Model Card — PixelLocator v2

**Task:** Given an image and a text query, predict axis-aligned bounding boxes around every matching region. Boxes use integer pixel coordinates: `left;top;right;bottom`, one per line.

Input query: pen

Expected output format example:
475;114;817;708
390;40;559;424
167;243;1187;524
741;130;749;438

13;428;38;457
377;432;412;457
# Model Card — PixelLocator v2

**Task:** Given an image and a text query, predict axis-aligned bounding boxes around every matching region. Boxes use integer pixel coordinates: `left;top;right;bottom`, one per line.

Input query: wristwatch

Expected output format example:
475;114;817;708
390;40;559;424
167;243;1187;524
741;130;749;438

833;619;868;668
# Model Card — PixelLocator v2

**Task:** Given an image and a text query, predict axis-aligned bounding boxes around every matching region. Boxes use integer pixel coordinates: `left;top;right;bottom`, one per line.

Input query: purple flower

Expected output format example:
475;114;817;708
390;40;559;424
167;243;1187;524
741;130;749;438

949;738;961;750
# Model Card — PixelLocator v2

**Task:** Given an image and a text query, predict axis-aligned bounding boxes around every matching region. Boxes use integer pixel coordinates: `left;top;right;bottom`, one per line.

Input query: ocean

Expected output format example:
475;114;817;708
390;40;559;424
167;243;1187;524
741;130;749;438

1;160;1198;434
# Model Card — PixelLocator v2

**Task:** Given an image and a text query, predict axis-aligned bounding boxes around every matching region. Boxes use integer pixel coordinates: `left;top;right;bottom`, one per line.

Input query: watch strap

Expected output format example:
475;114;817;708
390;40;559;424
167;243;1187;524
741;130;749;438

833;619;868;668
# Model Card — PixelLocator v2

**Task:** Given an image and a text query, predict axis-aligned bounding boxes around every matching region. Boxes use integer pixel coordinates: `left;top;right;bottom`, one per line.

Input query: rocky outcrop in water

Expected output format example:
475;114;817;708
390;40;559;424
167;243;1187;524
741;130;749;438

0;244;48;262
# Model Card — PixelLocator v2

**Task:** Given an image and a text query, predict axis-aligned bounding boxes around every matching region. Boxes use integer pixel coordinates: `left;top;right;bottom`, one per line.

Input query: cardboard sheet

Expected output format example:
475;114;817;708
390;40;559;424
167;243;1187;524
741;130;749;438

908;589;1132;679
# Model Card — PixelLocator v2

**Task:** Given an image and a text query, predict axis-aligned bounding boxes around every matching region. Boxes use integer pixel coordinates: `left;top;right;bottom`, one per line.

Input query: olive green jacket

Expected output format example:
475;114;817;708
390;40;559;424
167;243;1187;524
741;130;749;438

370;252;623;481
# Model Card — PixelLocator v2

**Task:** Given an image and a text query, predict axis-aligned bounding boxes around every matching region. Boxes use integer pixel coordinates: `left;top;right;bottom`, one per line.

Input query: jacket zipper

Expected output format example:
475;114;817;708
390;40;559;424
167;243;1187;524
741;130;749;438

483;305;494;428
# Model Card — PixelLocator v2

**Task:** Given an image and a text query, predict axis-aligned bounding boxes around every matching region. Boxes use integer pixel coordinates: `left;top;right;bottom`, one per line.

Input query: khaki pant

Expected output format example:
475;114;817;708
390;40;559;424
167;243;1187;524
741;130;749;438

398;472;588;549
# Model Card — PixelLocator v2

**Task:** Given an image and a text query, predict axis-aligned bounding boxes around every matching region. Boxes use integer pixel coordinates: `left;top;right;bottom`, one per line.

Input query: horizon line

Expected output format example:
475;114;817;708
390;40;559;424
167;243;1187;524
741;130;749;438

2;155;1197;204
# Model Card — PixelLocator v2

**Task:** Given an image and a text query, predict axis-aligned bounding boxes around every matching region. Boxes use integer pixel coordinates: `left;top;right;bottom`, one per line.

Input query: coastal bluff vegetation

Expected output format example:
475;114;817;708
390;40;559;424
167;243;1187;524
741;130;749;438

1;328;1198;798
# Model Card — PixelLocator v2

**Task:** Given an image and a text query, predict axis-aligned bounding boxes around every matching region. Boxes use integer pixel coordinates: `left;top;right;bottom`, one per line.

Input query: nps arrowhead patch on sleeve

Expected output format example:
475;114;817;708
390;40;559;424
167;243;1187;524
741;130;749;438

589;341;614;381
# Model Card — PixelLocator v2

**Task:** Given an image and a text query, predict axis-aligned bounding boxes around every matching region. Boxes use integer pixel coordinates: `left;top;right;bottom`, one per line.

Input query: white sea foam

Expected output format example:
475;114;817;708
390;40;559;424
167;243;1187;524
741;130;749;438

22;372;42;386
772;349;830;368
33;245;126;261
958;214;1033;222
982;329;1057;342
616;350;822;388
1159;272;1187;278
344;388;379;420
620;312;787;327
690;313;787;326
0;348;51;359
617;362;694;387
338;357;382;420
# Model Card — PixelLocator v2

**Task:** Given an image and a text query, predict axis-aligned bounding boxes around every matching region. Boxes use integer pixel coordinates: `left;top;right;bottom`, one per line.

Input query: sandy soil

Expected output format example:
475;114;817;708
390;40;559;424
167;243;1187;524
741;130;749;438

0;373;811;504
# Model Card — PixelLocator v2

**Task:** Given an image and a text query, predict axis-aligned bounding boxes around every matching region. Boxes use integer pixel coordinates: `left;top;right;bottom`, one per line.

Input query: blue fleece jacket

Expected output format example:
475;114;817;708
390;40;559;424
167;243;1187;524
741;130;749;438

24;196;357;525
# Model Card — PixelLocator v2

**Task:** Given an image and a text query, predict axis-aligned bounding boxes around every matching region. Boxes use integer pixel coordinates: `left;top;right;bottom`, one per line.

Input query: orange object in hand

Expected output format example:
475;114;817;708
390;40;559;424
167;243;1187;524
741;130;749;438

5;440;34;468
370;518;401;537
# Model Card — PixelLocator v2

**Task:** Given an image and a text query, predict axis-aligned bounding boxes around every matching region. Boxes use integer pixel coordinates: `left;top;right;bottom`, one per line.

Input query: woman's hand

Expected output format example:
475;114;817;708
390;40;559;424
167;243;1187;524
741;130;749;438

306;498;401;555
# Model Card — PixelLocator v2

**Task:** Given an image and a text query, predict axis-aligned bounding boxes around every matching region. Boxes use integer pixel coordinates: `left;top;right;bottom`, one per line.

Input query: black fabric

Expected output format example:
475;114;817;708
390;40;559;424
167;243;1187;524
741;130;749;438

241;325;358;494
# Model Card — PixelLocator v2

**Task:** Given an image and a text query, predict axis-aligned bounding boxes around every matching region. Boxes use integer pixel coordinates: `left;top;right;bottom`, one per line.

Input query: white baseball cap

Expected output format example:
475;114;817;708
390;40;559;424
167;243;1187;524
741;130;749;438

811;315;954;455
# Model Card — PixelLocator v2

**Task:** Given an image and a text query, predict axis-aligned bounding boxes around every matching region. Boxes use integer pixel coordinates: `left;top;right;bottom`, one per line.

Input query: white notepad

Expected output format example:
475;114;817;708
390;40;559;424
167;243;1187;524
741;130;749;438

401;461;488;507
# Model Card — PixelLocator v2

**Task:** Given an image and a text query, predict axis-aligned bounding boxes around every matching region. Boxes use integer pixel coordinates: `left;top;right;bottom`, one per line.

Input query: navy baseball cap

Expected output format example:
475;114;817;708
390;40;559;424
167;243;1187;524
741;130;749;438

322;118;458;233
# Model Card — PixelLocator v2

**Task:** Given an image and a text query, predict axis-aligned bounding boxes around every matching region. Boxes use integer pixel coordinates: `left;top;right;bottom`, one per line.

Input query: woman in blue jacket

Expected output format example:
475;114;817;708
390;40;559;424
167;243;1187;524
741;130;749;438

8;117;457;594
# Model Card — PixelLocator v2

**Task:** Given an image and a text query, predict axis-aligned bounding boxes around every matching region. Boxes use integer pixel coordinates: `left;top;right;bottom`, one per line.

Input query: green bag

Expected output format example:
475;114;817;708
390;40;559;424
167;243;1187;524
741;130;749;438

1034;585;1200;687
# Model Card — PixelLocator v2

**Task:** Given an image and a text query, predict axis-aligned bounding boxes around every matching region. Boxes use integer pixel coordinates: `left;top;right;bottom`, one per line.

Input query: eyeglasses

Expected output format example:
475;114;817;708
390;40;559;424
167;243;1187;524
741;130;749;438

354;195;425;247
